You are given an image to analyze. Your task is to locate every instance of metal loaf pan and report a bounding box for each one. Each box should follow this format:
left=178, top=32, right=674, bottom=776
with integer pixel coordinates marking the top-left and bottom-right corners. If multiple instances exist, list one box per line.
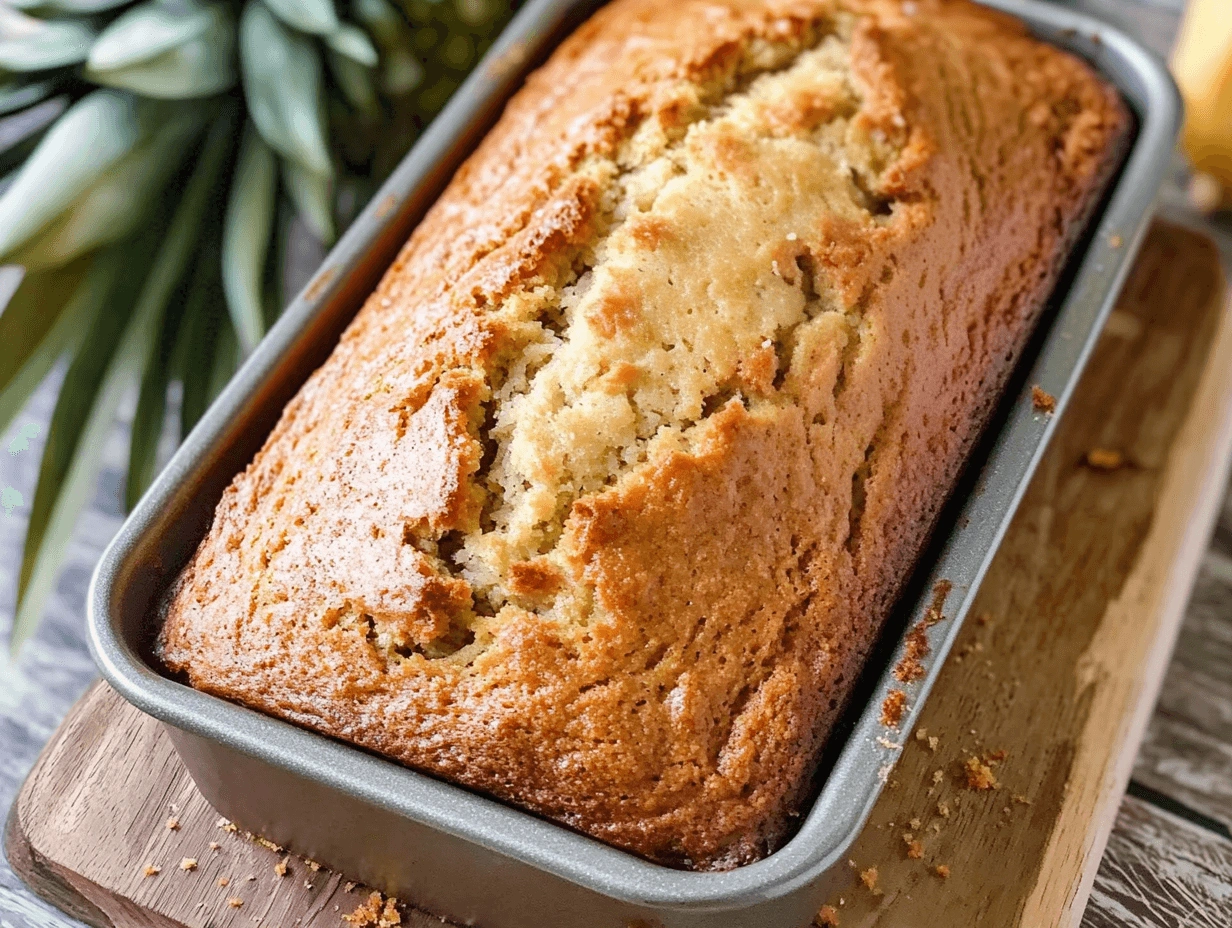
left=88, top=1, right=1181, bottom=925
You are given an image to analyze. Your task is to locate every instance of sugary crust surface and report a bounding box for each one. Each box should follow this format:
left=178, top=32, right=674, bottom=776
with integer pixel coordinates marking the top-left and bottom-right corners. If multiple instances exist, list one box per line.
left=159, top=0, right=1127, bottom=869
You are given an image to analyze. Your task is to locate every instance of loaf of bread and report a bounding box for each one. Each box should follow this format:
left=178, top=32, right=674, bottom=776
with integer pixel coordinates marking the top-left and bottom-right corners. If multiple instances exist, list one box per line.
left=159, top=0, right=1127, bottom=870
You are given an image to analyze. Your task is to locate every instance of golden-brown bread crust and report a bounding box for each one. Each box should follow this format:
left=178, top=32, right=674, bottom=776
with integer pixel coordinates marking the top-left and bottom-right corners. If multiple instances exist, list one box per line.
left=159, top=0, right=1128, bottom=869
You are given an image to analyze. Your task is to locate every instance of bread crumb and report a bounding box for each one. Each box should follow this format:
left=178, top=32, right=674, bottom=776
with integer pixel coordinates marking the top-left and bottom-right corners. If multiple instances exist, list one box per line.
left=881, top=690, right=907, bottom=728
left=915, top=727, right=928, bottom=742
left=179, top=858, right=197, bottom=872
left=818, top=904, right=840, bottom=926
left=928, top=735, right=939, bottom=751
left=256, top=836, right=283, bottom=853
left=909, top=817, right=921, bottom=830
left=934, top=864, right=951, bottom=879
left=142, top=864, right=161, bottom=878
left=976, top=612, right=991, bottom=626
left=1109, top=234, right=1123, bottom=248
left=932, top=769, right=944, bottom=785
left=1014, top=794, right=1032, bottom=805
left=1032, top=385, right=1056, bottom=414
left=859, top=867, right=879, bottom=892
left=218, top=877, right=230, bottom=887
left=307, top=859, right=322, bottom=872
left=166, top=817, right=180, bottom=831
left=985, top=749, right=1007, bottom=764
left=903, top=834, right=923, bottom=859
left=1084, top=448, right=1124, bottom=471
left=345, top=881, right=357, bottom=892
left=275, top=858, right=289, bottom=877
left=217, top=817, right=238, bottom=834
left=344, top=892, right=402, bottom=928
left=228, top=898, right=244, bottom=909
left=305, top=882, right=314, bottom=890
left=209, top=842, right=221, bottom=851
left=963, top=756, right=999, bottom=790
left=938, top=801, right=951, bottom=817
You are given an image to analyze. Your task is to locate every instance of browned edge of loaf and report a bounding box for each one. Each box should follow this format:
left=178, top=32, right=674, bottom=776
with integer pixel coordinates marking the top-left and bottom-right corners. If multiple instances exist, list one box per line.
left=158, top=0, right=1129, bottom=870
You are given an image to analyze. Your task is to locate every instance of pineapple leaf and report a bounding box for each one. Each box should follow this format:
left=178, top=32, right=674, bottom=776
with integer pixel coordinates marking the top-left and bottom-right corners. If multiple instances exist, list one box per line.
left=0, top=78, right=60, bottom=117
left=260, top=0, right=339, bottom=37
left=125, top=107, right=235, bottom=509
left=3, top=96, right=207, bottom=270
left=0, top=116, right=50, bottom=179
left=10, top=247, right=133, bottom=654
left=240, top=0, right=331, bottom=174
left=222, top=120, right=276, bottom=355
left=0, top=91, right=189, bottom=263
left=326, top=47, right=379, bottom=115
left=0, top=256, right=93, bottom=439
left=174, top=239, right=226, bottom=439
left=326, top=23, right=377, bottom=67
left=87, top=0, right=238, bottom=99
left=205, top=311, right=239, bottom=403
left=25, top=0, right=139, bottom=13
left=280, top=156, right=334, bottom=243
left=0, top=7, right=97, bottom=73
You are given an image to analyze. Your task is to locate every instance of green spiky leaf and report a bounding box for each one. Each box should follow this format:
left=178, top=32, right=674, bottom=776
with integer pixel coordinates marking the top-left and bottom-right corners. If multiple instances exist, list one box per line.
left=10, top=248, right=132, bottom=653
left=0, top=6, right=96, bottom=73
left=240, top=0, right=331, bottom=174
left=261, top=0, right=338, bottom=36
left=87, top=0, right=238, bottom=99
left=125, top=108, right=235, bottom=509
left=281, top=157, right=334, bottom=243
left=222, top=120, right=276, bottom=355
left=0, top=257, right=93, bottom=439
left=327, top=23, right=378, bottom=66
left=0, top=90, right=203, bottom=266
left=326, top=48, right=379, bottom=115
left=0, top=79, right=60, bottom=117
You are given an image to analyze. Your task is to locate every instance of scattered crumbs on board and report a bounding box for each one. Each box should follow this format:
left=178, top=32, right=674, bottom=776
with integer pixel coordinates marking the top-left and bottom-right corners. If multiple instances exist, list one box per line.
left=962, top=755, right=999, bottom=790
left=228, top=898, right=244, bottom=909
left=859, top=867, right=879, bottom=893
left=818, top=905, right=840, bottom=926
left=902, top=834, right=923, bottom=859
left=179, top=858, right=197, bottom=872
left=276, top=858, right=289, bottom=877
left=166, top=817, right=180, bottom=831
left=1084, top=448, right=1125, bottom=471
left=344, top=892, right=402, bottom=928
left=934, top=864, right=951, bottom=879
left=142, top=864, right=160, bottom=878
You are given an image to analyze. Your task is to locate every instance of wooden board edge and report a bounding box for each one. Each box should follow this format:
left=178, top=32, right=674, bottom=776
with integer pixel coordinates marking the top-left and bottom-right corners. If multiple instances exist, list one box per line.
left=1026, top=281, right=1232, bottom=926
left=5, top=759, right=114, bottom=928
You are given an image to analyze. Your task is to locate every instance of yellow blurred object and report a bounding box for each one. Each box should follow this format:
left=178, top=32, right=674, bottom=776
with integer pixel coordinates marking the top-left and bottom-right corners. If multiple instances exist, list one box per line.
left=1171, top=0, right=1232, bottom=212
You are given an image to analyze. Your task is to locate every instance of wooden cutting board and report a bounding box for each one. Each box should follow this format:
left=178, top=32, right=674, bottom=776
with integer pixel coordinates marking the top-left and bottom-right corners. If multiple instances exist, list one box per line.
left=6, top=219, right=1232, bottom=928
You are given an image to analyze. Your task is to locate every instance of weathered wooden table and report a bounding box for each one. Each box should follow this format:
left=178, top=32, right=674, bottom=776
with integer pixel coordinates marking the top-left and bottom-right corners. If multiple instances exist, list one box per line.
left=1, top=2, right=1230, bottom=927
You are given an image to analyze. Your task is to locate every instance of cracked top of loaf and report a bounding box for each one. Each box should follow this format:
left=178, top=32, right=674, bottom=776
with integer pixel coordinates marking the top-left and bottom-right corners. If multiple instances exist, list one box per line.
left=159, top=0, right=1128, bottom=870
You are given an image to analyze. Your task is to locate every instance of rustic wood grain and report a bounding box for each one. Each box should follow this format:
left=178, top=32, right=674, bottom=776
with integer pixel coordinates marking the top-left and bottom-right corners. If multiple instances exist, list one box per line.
left=6, top=684, right=447, bottom=928
left=4, top=220, right=1232, bottom=928
left=816, top=221, right=1232, bottom=927
left=1082, top=795, right=1232, bottom=928
left=1132, top=532, right=1232, bottom=834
